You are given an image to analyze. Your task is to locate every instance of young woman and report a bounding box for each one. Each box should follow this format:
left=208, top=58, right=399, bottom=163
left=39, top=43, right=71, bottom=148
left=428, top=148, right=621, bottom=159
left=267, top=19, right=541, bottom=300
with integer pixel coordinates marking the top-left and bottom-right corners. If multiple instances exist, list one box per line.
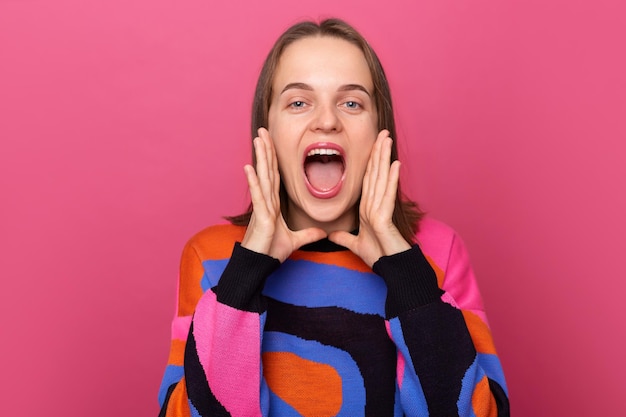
left=158, top=18, right=509, bottom=417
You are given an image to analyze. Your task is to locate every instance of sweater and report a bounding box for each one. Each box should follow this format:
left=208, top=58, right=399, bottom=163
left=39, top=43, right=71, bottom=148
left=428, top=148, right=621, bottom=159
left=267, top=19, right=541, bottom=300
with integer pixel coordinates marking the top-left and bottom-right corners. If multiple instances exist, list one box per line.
left=157, top=218, right=509, bottom=416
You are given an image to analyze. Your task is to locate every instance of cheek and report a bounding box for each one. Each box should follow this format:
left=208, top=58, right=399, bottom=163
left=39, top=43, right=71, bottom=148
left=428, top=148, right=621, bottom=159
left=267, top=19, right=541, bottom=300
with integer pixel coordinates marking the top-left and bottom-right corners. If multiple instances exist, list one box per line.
left=269, top=129, right=300, bottom=171
left=356, top=154, right=371, bottom=176
left=357, top=139, right=376, bottom=166
left=267, top=107, right=280, bottom=137
left=274, top=147, right=300, bottom=181
left=348, top=150, right=371, bottom=186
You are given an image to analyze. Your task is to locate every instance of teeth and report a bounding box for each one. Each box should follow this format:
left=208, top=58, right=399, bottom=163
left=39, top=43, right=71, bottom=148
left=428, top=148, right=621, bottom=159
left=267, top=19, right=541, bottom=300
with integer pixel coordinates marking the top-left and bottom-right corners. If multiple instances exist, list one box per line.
left=307, top=148, right=340, bottom=157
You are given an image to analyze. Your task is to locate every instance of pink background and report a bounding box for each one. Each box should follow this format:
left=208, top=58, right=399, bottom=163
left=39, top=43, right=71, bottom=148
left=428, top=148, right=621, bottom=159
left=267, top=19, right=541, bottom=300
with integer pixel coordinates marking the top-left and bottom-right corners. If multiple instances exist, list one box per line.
left=1, top=0, right=625, bottom=415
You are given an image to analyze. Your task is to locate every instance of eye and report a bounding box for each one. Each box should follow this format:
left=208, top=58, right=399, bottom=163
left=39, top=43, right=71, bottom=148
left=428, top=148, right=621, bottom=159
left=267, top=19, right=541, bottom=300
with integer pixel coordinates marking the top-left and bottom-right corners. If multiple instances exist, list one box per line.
left=289, top=100, right=307, bottom=109
left=343, top=101, right=361, bottom=110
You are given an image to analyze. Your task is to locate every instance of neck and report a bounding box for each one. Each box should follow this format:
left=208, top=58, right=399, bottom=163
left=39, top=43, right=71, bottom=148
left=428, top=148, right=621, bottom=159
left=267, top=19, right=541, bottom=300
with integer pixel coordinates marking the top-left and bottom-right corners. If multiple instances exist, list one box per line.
left=285, top=204, right=357, bottom=236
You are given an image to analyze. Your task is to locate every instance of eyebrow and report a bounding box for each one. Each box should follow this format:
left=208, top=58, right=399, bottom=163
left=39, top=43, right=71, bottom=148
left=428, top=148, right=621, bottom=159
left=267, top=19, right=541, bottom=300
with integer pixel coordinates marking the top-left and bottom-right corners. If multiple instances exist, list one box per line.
left=281, top=82, right=372, bottom=97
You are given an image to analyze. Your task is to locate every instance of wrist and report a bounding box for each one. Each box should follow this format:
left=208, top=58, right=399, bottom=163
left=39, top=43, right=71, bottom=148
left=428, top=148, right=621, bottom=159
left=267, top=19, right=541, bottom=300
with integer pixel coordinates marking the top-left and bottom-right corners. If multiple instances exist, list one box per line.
left=379, top=228, right=411, bottom=257
left=216, top=242, right=280, bottom=312
left=241, top=228, right=273, bottom=257
left=373, top=245, right=442, bottom=318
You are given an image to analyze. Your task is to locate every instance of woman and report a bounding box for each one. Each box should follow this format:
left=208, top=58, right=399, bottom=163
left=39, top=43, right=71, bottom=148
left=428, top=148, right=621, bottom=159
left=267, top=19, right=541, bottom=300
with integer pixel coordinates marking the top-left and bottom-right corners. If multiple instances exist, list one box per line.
left=158, top=18, right=509, bottom=416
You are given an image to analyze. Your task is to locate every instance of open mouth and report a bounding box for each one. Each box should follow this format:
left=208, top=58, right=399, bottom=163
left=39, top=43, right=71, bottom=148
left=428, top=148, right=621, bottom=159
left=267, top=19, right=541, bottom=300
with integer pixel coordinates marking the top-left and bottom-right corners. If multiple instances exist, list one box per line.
left=303, top=143, right=345, bottom=199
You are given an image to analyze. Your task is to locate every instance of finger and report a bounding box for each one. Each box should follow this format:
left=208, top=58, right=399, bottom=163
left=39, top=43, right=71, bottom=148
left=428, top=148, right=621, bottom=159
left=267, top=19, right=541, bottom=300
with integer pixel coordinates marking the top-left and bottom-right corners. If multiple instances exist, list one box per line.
left=259, top=128, right=280, bottom=205
left=253, top=136, right=275, bottom=207
left=372, top=136, right=393, bottom=208
left=382, top=160, right=401, bottom=214
left=362, top=133, right=383, bottom=213
left=368, top=133, right=384, bottom=189
left=361, top=159, right=371, bottom=213
left=328, top=230, right=358, bottom=252
left=292, top=227, right=328, bottom=250
left=244, top=164, right=269, bottom=217
left=241, top=186, right=275, bottom=255
left=257, top=128, right=273, bottom=182
left=363, top=131, right=389, bottom=214
left=267, top=132, right=281, bottom=204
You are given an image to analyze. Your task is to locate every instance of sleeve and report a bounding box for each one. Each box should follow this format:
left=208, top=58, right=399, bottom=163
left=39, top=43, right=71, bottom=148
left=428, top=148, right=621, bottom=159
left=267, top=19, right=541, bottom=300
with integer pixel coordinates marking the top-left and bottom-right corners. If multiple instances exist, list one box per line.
left=373, top=238, right=510, bottom=417
left=158, top=241, right=280, bottom=417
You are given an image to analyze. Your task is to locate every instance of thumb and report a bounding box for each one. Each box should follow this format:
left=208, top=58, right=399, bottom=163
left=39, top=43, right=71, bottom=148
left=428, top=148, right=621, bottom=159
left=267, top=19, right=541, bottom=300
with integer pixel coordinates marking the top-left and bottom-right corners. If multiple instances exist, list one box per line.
left=328, top=230, right=357, bottom=252
left=292, top=227, right=327, bottom=249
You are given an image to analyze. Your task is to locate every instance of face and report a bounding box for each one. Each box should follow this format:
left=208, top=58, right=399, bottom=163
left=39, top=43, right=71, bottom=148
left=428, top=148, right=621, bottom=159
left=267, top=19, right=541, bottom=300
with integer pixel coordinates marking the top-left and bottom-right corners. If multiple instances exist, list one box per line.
left=268, top=35, right=378, bottom=233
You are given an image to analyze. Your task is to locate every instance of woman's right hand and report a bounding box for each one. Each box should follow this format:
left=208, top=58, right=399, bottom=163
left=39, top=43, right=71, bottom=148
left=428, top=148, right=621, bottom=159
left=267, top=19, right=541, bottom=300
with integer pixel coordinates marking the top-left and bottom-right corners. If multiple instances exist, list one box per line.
left=241, top=128, right=326, bottom=263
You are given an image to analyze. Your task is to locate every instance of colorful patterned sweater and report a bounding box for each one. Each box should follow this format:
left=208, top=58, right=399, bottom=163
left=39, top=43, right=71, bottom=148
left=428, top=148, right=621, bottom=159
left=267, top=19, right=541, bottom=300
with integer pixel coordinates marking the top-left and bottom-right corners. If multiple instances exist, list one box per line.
left=158, top=218, right=509, bottom=416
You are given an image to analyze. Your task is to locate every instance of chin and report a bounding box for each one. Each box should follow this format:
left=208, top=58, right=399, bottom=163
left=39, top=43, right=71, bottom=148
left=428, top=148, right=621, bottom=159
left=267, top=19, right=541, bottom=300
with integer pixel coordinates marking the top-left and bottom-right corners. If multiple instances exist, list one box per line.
left=301, top=198, right=356, bottom=229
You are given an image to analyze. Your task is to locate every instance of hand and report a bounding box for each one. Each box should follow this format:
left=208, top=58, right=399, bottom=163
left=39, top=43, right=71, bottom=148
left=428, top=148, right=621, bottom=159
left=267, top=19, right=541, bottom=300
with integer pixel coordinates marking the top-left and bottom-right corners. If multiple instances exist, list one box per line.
left=329, top=130, right=411, bottom=267
left=241, top=128, right=327, bottom=262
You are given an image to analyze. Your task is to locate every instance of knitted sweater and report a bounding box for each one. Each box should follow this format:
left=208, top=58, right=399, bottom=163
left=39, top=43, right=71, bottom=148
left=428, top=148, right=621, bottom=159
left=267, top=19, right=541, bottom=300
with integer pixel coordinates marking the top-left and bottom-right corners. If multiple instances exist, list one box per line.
left=158, top=218, right=509, bottom=416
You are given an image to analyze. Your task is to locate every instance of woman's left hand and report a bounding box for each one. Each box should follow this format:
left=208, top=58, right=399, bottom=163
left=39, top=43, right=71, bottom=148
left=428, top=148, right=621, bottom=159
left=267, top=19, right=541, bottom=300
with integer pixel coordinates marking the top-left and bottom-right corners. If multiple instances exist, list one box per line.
left=329, top=130, right=411, bottom=267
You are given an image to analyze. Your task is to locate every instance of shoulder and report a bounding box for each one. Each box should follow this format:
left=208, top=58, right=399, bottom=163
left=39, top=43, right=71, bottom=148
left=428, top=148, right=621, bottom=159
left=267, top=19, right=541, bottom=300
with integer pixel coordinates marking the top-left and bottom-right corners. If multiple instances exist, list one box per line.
left=415, top=217, right=457, bottom=252
left=184, top=223, right=247, bottom=262
left=416, top=218, right=487, bottom=313
left=175, top=224, right=246, bottom=316
left=414, top=217, right=464, bottom=272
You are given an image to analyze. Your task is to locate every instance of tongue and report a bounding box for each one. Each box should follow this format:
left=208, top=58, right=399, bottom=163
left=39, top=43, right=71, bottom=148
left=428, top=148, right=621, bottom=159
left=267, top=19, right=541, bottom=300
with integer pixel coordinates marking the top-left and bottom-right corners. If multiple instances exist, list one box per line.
left=305, top=160, right=343, bottom=191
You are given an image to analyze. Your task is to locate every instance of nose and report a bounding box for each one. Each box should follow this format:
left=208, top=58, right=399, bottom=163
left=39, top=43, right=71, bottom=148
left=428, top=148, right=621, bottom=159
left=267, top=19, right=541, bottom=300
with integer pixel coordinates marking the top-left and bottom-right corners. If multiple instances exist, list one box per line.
left=311, top=102, right=342, bottom=133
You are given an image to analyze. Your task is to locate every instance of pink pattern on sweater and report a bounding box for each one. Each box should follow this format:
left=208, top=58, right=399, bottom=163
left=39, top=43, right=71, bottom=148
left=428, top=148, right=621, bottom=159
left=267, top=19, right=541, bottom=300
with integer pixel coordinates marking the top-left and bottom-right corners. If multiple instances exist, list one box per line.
left=417, top=218, right=489, bottom=325
left=193, top=290, right=263, bottom=417
left=171, top=316, right=192, bottom=341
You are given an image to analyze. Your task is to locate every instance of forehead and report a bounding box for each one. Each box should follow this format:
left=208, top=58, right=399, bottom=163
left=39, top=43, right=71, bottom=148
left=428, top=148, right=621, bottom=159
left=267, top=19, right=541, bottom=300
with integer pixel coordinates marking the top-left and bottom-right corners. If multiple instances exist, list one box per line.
left=273, top=36, right=373, bottom=90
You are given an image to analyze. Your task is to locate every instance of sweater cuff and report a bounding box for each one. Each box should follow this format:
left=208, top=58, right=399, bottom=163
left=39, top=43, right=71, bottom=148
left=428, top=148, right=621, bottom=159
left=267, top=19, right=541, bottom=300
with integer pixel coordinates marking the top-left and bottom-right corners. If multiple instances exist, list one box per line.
left=373, top=245, right=443, bottom=318
left=215, top=242, right=280, bottom=313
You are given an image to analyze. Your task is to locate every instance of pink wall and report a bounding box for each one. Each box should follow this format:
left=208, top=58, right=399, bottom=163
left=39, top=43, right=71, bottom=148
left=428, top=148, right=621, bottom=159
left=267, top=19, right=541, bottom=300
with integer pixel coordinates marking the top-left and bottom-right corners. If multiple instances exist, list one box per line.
left=1, top=0, right=624, bottom=415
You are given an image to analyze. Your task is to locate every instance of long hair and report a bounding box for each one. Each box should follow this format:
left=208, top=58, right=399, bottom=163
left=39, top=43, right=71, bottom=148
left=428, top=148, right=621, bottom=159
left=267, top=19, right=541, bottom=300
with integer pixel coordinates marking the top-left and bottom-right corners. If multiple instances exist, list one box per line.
left=227, top=18, right=423, bottom=242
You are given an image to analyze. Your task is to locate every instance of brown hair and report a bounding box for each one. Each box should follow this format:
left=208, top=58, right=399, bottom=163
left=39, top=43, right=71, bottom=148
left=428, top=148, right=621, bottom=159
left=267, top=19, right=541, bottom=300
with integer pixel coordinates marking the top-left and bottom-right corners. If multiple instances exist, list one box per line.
left=227, top=18, right=423, bottom=242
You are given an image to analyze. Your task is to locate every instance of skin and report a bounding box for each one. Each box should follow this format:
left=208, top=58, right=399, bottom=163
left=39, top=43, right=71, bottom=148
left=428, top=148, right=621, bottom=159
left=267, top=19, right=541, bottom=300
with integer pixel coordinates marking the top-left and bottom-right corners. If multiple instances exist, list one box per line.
left=241, top=36, right=410, bottom=267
